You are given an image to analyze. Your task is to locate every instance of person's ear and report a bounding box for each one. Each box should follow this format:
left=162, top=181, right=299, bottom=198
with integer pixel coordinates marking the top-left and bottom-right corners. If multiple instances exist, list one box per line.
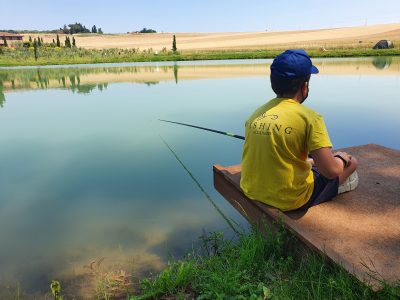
left=302, top=81, right=309, bottom=93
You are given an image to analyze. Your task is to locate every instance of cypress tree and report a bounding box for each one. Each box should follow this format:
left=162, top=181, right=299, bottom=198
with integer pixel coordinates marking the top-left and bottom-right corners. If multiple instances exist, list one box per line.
left=172, top=34, right=177, bottom=52
left=29, top=36, right=32, bottom=42
left=3, top=37, right=8, bottom=47
left=41, top=37, right=44, bottom=44
left=33, top=39, right=38, bottom=61
left=56, top=34, right=61, bottom=47
left=72, top=36, right=76, bottom=47
left=52, top=38, right=55, bottom=46
left=65, top=36, right=72, bottom=48
left=37, top=36, right=42, bottom=47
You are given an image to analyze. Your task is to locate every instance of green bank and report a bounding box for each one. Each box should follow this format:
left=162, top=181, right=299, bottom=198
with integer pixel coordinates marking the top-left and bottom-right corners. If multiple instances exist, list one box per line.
left=1, top=46, right=400, bottom=67
left=128, top=227, right=400, bottom=300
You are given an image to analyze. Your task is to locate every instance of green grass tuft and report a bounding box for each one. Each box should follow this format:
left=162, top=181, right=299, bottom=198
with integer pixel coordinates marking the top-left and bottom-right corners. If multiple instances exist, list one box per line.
left=130, top=225, right=400, bottom=300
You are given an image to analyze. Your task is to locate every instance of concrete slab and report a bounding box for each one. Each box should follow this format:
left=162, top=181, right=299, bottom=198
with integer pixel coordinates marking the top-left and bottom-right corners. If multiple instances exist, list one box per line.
left=213, top=144, right=400, bottom=289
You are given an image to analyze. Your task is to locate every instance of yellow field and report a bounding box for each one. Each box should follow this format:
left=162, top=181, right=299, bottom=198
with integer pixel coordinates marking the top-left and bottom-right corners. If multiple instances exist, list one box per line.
left=22, top=23, right=400, bottom=51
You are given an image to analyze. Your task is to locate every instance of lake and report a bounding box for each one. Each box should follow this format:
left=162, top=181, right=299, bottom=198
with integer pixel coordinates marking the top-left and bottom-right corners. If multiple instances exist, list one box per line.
left=0, top=57, right=399, bottom=298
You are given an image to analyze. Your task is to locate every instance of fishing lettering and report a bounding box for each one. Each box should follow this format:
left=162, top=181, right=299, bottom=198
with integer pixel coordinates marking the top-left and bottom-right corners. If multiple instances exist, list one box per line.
left=247, top=114, right=293, bottom=136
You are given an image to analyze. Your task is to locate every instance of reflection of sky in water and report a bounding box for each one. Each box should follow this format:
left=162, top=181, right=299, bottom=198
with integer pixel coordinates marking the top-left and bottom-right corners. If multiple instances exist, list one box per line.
left=0, top=59, right=399, bottom=296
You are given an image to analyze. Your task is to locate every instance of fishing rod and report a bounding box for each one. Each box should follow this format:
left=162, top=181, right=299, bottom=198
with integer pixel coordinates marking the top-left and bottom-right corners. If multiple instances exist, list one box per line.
left=160, top=119, right=314, bottom=158
left=159, top=119, right=245, bottom=140
left=159, top=135, right=240, bottom=234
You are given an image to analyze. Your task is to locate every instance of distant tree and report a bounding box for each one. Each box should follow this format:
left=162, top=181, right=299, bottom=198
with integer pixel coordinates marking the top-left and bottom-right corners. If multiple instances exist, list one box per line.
left=97, top=28, right=103, bottom=34
left=172, top=34, right=177, bottom=52
left=2, top=37, right=7, bottom=47
left=65, top=36, right=71, bottom=48
left=91, top=25, right=97, bottom=33
left=62, top=24, right=69, bottom=34
left=56, top=34, right=61, bottom=47
left=33, top=39, right=38, bottom=61
left=139, top=28, right=157, bottom=33
left=41, top=37, right=44, bottom=44
left=52, top=38, right=55, bottom=45
left=72, top=36, right=76, bottom=47
left=67, top=22, right=90, bottom=34
left=37, top=36, right=42, bottom=46
left=29, top=36, right=32, bottom=42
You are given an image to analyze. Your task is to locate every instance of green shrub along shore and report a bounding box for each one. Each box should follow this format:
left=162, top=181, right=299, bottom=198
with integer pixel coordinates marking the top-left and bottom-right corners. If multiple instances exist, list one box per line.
left=128, top=226, right=399, bottom=300
left=0, top=45, right=400, bottom=67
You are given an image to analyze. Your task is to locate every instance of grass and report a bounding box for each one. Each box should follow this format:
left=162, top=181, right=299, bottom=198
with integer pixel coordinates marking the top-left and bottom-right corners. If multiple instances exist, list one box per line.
left=129, top=224, right=400, bottom=300
left=0, top=43, right=400, bottom=67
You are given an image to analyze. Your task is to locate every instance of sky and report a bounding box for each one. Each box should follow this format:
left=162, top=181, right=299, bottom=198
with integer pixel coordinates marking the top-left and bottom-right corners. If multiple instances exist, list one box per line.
left=1, top=0, right=400, bottom=33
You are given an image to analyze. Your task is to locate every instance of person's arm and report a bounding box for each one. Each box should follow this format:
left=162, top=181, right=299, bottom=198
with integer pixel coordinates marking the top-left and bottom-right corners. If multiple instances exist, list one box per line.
left=310, top=148, right=351, bottom=179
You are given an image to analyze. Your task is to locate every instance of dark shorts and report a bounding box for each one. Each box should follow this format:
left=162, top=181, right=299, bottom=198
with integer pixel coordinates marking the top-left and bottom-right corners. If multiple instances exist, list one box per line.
left=298, top=166, right=339, bottom=210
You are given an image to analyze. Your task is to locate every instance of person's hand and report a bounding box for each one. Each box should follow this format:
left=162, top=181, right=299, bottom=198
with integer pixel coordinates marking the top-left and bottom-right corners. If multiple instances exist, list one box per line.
left=333, top=151, right=352, bottom=167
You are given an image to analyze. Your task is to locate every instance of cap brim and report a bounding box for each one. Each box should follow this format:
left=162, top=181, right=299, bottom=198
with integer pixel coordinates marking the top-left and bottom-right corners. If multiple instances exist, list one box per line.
left=311, top=65, right=319, bottom=74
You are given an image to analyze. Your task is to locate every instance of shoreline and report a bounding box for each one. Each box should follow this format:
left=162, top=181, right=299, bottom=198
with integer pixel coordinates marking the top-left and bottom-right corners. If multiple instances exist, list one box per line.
left=1, top=48, right=400, bottom=67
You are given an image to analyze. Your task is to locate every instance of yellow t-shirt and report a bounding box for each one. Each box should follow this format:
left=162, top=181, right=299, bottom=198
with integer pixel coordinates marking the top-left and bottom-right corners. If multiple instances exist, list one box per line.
left=240, top=97, right=332, bottom=211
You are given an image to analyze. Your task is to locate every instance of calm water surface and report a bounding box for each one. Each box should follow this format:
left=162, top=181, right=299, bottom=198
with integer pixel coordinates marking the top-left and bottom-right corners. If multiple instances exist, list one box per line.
left=0, top=57, right=399, bottom=297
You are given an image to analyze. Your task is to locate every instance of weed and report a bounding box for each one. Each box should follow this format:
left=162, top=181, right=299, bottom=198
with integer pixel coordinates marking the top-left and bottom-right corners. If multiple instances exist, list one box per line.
left=50, top=280, right=62, bottom=300
left=84, top=257, right=135, bottom=299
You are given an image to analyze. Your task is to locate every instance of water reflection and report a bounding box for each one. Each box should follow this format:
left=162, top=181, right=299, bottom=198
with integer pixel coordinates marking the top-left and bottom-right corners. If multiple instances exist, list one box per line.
left=372, top=56, right=392, bottom=69
left=1, top=56, right=399, bottom=103
left=0, top=58, right=399, bottom=298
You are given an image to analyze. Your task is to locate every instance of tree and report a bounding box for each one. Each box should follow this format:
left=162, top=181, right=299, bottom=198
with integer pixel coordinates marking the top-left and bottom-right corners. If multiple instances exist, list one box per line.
left=98, top=28, right=103, bottom=34
left=91, top=25, right=97, bottom=33
left=65, top=36, right=71, bottom=48
left=62, top=24, right=69, bottom=34
left=33, top=39, right=38, bottom=61
left=37, top=36, right=42, bottom=46
left=72, top=36, right=76, bottom=47
left=2, top=37, right=7, bottom=47
left=172, top=35, right=177, bottom=52
left=139, top=28, right=157, bottom=33
left=52, top=38, right=55, bottom=45
left=29, top=36, right=32, bottom=42
left=56, top=34, right=61, bottom=47
left=41, top=37, right=44, bottom=44
left=68, top=23, right=90, bottom=34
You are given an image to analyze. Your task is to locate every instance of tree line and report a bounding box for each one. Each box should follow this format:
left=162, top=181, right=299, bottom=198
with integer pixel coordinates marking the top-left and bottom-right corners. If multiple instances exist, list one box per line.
left=25, top=35, right=76, bottom=48
left=0, top=23, right=103, bottom=35
left=61, top=23, right=103, bottom=34
left=22, top=35, right=77, bottom=60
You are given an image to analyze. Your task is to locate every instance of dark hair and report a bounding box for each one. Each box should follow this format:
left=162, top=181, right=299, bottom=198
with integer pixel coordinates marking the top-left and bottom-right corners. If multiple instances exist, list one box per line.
left=270, top=75, right=310, bottom=96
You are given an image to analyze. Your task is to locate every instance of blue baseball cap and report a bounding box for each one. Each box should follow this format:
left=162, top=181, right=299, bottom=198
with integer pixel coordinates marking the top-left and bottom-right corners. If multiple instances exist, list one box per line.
left=270, top=49, right=319, bottom=78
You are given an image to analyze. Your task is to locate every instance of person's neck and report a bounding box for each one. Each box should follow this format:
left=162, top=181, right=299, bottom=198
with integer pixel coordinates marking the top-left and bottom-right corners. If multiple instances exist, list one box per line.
left=277, top=92, right=302, bottom=103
